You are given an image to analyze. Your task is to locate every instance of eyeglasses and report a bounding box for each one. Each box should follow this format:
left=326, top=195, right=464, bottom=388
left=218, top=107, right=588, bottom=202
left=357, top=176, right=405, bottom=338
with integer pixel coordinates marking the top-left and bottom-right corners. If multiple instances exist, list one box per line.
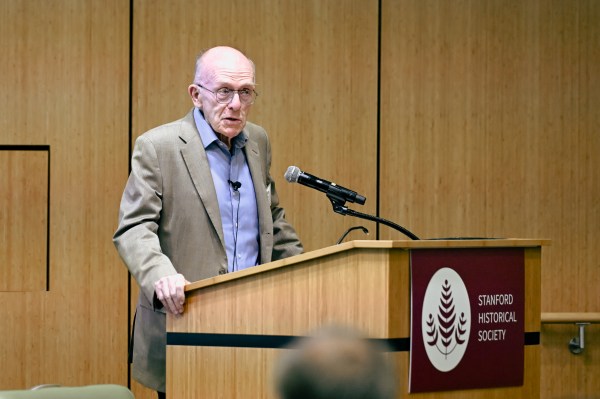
left=196, top=84, right=258, bottom=105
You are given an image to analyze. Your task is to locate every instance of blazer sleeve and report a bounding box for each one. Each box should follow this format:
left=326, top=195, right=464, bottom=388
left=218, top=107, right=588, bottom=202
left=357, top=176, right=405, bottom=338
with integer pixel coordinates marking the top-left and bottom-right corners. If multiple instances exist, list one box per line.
left=113, top=135, right=178, bottom=306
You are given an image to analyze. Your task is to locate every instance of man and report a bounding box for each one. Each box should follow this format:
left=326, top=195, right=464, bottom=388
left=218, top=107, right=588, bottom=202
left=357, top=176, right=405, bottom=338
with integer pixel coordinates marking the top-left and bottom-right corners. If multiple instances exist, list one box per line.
left=275, top=325, right=398, bottom=399
left=113, top=46, right=303, bottom=397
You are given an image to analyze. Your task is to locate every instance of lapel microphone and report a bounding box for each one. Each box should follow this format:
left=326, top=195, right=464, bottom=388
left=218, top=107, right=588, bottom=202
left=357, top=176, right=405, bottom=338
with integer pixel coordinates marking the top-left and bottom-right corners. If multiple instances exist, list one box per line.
left=228, top=180, right=242, bottom=191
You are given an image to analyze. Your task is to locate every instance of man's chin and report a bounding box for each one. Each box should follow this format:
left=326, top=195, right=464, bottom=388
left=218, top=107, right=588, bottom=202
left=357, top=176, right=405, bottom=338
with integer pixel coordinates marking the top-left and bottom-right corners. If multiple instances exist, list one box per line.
left=220, top=123, right=245, bottom=137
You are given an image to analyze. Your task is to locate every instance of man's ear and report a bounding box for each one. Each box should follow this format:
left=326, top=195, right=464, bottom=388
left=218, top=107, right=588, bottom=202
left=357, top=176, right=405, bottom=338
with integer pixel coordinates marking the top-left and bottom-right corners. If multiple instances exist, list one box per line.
left=188, top=84, right=202, bottom=108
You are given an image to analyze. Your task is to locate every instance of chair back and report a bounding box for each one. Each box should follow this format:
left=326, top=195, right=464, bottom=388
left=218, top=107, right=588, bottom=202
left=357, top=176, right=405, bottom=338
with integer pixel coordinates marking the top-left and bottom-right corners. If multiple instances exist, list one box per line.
left=0, top=384, right=134, bottom=399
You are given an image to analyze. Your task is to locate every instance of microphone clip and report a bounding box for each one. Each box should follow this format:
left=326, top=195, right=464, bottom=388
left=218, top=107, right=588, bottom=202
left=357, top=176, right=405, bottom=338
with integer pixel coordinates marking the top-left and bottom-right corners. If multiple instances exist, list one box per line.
left=228, top=180, right=242, bottom=191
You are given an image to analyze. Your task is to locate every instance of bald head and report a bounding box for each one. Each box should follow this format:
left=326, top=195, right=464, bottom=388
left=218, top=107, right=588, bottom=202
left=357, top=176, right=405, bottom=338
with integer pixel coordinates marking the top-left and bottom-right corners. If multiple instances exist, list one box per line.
left=193, top=46, right=255, bottom=86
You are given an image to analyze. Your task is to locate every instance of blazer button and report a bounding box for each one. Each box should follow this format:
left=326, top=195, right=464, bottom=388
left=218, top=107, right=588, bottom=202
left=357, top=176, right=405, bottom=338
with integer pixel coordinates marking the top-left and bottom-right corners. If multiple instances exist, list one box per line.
left=218, top=269, right=227, bottom=275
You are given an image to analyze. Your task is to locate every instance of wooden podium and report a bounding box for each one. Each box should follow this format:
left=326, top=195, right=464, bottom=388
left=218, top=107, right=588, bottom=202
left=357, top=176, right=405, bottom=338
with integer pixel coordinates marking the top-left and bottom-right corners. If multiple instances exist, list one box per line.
left=166, top=239, right=545, bottom=398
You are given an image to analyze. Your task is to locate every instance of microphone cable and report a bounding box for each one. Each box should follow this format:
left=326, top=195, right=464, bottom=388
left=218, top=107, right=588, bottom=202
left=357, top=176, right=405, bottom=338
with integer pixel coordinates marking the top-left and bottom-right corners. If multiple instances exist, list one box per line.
left=228, top=180, right=242, bottom=271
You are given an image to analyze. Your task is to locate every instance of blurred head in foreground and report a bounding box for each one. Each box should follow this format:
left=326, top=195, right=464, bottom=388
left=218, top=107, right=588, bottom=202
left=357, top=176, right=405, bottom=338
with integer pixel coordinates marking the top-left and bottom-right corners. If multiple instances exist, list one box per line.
left=274, top=325, right=397, bottom=399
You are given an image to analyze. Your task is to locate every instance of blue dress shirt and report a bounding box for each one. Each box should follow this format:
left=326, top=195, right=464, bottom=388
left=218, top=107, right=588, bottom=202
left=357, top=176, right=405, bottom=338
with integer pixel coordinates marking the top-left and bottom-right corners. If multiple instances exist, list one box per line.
left=193, top=108, right=259, bottom=272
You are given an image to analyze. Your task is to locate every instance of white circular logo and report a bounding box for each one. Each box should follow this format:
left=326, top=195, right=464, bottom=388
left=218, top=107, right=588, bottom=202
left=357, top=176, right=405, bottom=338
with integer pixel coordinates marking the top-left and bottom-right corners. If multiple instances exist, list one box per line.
left=421, top=267, right=471, bottom=372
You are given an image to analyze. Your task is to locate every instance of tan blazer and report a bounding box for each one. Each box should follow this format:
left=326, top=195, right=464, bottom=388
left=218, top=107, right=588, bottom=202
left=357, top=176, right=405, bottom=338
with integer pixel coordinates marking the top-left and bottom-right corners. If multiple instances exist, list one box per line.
left=113, top=109, right=303, bottom=392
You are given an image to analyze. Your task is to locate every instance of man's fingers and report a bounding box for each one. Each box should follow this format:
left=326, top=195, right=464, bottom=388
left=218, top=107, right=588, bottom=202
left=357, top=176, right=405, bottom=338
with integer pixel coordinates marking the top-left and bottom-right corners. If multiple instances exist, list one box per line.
left=155, top=274, right=187, bottom=315
left=160, top=289, right=183, bottom=315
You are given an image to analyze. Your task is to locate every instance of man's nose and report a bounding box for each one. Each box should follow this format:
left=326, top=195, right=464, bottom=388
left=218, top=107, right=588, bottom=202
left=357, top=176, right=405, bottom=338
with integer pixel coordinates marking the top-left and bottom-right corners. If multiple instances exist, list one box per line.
left=227, top=92, right=242, bottom=109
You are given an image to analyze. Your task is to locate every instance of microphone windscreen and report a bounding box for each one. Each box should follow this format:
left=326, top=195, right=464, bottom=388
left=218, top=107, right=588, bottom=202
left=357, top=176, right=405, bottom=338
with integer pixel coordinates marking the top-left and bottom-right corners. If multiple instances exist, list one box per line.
left=284, top=166, right=301, bottom=183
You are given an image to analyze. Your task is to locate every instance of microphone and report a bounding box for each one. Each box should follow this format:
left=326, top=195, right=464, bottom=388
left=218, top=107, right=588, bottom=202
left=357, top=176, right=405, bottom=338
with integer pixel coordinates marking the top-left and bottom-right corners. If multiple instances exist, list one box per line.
left=284, top=166, right=366, bottom=205
left=228, top=180, right=242, bottom=191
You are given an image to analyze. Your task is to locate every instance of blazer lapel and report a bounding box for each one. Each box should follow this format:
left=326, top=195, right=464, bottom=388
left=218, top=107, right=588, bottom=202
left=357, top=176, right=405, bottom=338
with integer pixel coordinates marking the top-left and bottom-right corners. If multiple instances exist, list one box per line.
left=178, top=111, right=225, bottom=248
left=244, top=138, right=273, bottom=264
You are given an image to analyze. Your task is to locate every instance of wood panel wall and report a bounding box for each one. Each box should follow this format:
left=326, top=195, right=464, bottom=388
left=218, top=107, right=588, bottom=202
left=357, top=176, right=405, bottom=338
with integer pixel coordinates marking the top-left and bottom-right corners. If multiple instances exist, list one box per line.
left=0, top=149, right=48, bottom=292
left=380, top=1, right=599, bottom=398
left=0, top=0, right=129, bottom=390
left=0, top=0, right=597, bottom=398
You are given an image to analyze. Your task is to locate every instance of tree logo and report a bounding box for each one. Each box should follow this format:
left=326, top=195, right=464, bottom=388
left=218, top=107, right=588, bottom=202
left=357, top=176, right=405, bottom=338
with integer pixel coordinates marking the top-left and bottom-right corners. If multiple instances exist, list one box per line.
left=421, top=267, right=471, bottom=372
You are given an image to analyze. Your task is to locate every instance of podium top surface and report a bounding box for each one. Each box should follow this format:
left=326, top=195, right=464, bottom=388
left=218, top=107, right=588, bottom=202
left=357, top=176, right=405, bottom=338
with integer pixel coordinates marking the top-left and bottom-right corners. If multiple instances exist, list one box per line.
left=185, top=239, right=549, bottom=292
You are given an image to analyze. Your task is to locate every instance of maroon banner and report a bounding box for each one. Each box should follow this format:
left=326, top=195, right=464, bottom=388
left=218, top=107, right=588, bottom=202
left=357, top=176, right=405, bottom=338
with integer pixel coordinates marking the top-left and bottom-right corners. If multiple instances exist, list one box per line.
left=409, top=248, right=524, bottom=393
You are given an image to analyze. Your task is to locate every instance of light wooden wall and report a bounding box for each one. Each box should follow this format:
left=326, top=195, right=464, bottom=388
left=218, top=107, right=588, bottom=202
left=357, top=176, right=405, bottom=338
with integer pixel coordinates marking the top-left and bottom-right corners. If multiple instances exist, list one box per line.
left=0, top=149, right=48, bottom=292
left=0, top=0, right=129, bottom=390
left=380, top=1, right=599, bottom=398
left=381, top=0, right=599, bottom=309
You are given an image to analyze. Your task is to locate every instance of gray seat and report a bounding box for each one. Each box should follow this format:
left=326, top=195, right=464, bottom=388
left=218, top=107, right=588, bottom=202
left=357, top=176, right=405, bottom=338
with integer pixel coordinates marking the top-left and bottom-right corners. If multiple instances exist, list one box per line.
left=0, top=384, right=134, bottom=399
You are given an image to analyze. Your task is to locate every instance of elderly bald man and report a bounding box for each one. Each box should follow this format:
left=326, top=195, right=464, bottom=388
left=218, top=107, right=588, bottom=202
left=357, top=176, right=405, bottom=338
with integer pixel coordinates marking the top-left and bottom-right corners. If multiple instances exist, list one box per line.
left=114, top=46, right=303, bottom=398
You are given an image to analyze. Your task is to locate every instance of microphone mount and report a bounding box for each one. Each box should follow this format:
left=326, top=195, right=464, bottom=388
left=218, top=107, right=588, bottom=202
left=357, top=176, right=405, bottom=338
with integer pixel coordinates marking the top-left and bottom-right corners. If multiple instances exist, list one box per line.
left=326, top=194, right=420, bottom=240
left=336, top=225, right=369, bottom=245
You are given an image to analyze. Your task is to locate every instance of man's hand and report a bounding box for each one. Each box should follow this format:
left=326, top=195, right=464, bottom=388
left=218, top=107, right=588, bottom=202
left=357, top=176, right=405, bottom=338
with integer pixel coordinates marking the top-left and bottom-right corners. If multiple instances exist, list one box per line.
left=154, top=273, right=190, bottom=316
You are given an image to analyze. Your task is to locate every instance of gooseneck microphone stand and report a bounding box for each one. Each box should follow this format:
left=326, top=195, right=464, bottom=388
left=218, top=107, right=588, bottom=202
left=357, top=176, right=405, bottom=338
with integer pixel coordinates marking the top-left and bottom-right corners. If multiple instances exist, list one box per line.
left=327, top=194, right=420, bottom=240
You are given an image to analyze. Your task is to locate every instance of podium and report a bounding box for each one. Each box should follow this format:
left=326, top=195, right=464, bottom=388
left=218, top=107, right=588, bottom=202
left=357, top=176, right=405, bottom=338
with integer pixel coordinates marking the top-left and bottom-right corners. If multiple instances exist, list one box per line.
left=166, top=239, right=545, bottom=398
